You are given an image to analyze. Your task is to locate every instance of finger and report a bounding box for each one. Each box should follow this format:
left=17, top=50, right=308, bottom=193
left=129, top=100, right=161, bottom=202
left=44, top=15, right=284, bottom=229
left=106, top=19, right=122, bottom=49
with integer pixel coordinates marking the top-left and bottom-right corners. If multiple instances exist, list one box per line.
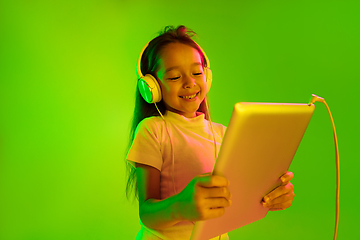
left=264, top=183, right=294, bottom=203
left=263, top=182, right=294, bottom=203
left=197, top=175, right=229, bottom=188
left=280, top=171, right=294, bottom=184
left=205, top=197, right=232, bottom=209
left=267, top=198, right=294, bottom=210
left=262, top=191, right=294, bottom=208
left=197, top=198, right=232, bottom=220
left=268, top=208, right=285, bottom=211
left=203, top=207, right=226, bottom=220
left=204, top=186, right=231, bottom=200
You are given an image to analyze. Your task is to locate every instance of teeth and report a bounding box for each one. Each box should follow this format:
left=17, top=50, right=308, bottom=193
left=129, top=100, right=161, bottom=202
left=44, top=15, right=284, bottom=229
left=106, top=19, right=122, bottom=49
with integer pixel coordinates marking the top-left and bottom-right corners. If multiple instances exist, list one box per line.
left=181, top=93, right=197, bottom=99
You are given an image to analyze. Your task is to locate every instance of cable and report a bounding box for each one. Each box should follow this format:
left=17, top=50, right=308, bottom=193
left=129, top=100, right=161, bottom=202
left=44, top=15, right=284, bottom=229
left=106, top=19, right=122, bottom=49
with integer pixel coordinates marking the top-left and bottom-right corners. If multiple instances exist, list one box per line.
left=205, top=97, right=218, bottom=159
left=309, top=94, right=340, bottom=240
left=205, top=97, right=221, bottom=240
left=154, top=103, right=177, bottom=194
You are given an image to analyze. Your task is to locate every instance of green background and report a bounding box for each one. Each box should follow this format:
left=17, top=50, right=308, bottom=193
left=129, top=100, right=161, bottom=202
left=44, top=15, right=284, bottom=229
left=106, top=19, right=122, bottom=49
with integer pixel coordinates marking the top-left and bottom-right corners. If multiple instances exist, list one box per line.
left=1, top=0, right=359, bottom=239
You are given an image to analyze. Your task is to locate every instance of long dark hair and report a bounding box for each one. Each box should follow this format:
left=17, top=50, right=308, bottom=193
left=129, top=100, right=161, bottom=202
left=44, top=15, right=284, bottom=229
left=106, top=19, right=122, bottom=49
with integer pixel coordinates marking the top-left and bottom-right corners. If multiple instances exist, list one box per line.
left=125, top=25, right=211, bottom=200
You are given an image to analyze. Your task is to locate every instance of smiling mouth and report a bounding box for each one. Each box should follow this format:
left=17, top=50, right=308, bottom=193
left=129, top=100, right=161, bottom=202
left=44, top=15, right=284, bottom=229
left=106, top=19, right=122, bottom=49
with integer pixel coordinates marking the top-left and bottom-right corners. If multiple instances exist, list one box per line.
left=179, top=92, right=199, bottom=99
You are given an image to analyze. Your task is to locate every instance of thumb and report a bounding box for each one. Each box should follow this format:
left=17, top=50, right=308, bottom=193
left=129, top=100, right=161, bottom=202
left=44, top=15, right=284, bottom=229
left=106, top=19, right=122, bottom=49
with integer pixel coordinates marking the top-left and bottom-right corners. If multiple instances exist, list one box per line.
left=196, top=174, right=229, bottom=188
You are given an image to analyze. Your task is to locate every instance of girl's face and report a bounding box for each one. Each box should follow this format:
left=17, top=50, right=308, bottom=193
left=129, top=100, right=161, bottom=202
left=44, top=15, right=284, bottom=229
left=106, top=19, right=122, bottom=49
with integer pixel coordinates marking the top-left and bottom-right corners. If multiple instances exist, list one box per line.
left=156, top=42, right=207, bottom=118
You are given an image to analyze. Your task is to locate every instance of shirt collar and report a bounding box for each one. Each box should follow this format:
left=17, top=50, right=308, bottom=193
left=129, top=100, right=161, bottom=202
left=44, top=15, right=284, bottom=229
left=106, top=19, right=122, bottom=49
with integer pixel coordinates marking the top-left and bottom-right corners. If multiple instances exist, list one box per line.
left=163, top=111, right=205, bottom=127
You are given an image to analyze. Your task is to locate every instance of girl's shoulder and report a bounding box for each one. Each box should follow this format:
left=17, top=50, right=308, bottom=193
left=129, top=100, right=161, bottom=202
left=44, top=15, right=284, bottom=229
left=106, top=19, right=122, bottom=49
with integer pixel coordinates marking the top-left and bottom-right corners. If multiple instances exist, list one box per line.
left=207, top=119, right=227, bottom=129
left=207, top=120, right=227, bottom=136
left=136, top=116, right=166, bottom=133
left=139, top=115, right=164, bottom=126
left=210, top=121, right=227, bottom=129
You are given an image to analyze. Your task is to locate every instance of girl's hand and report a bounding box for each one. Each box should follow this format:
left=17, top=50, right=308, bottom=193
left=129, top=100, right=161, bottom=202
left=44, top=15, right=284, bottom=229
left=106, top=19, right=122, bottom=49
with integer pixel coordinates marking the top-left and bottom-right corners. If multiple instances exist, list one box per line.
left=262, top=172, right=295, bottom=211
left=175, top=173, right=232, bottom=222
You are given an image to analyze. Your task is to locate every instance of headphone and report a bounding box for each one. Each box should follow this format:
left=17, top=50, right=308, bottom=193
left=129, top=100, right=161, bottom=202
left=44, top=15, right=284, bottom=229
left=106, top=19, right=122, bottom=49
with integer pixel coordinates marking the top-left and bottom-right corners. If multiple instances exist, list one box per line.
left=137, top=41, right=213, bottom=104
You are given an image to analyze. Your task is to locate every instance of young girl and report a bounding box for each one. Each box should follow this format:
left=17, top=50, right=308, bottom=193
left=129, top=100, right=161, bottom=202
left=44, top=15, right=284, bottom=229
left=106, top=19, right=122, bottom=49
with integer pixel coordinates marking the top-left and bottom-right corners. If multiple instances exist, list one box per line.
left=126, top=25, right=295, bottom=240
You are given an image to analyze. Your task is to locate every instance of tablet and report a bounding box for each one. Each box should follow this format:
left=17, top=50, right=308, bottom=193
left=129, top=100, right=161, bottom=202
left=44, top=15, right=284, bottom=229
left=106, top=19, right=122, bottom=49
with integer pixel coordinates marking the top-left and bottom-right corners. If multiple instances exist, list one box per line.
left=190, top=102, right=315, bottom=240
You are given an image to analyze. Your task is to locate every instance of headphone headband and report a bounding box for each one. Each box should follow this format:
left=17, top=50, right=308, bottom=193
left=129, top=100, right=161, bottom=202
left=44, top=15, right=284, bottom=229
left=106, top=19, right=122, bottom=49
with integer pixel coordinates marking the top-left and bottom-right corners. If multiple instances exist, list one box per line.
left=137, top=42, right=149, bottom=79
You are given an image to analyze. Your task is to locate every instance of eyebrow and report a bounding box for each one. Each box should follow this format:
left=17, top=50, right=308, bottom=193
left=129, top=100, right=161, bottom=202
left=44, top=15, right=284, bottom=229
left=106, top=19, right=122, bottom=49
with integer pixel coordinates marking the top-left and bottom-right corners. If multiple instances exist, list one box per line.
left=164, top=62, right=202, bottom=73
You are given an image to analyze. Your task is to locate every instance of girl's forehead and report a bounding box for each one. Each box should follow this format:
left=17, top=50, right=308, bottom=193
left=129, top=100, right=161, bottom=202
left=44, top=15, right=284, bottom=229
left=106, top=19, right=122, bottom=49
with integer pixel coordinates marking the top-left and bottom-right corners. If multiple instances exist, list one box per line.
left=159, top=42, right=203, bottom=68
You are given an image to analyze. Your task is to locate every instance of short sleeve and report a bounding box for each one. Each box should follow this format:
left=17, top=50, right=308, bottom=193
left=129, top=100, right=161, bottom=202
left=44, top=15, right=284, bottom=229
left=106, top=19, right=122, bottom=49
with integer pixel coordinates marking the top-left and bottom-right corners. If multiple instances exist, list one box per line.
left=126, top=118, right=164, bottom=171
left=211, top=121, right=227, bottom=141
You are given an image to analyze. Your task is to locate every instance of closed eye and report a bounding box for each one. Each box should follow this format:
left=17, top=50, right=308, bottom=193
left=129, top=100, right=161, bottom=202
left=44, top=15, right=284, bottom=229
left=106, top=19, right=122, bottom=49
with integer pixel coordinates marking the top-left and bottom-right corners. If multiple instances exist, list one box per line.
left=168, top=77, right=180, bottom=80
left=193, top=72, right=202, bottom=76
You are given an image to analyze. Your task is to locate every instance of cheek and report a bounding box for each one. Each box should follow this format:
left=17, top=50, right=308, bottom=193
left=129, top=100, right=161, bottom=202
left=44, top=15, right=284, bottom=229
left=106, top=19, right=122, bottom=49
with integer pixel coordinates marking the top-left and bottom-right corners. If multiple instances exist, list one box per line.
left=161, top=83, right=171, bottom=92
left=160, top=83, right=178, bottom=101
left=158, top=81, right=170, bottom=96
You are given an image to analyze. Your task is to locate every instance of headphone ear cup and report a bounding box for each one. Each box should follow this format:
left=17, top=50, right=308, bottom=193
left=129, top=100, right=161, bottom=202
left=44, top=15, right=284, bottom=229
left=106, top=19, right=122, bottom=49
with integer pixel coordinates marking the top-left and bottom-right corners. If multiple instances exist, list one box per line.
left=138, top=74, right=162, bottom=103
left=204, top=67, right=212, bottom=93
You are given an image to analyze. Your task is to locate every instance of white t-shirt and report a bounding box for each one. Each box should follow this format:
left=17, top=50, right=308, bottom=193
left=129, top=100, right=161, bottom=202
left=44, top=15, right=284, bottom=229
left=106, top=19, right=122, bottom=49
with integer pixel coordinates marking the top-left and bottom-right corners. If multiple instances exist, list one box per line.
left=127, top=111, right=228, bottom=240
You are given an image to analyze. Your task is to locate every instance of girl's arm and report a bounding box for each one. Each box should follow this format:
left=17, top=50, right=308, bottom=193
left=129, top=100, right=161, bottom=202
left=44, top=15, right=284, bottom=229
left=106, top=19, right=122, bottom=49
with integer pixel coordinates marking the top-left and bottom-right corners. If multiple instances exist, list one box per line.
left=136, top=163, right=232, bottom=230
left=136, top=163, right=182, bottom=229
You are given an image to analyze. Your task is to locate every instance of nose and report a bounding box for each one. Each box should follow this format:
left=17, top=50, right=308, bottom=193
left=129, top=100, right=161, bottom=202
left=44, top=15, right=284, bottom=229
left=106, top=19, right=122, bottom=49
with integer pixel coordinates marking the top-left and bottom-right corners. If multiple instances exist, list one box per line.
left=183, top=75, right=196, bottom=89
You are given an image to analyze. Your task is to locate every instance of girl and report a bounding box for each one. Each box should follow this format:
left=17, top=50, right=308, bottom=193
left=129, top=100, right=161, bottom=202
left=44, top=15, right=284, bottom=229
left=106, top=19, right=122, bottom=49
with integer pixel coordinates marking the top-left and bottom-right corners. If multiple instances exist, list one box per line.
left=126, top=25, right=295, bottom=240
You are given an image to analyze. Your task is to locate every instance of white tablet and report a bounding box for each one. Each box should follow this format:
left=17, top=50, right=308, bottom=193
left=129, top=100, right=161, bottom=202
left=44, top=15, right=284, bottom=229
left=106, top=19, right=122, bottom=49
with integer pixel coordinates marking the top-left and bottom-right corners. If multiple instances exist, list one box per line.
left=191, top=102, right=315, bottom=240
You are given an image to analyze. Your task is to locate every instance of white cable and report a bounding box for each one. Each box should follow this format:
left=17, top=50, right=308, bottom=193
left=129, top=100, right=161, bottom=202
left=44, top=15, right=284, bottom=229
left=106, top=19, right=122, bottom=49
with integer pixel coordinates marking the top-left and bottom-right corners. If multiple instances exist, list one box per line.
left=206, top=98, right=218, bottom=159
left=154, top=103, right=177, bottom=194
left=309, top=94, right=340, bottom=240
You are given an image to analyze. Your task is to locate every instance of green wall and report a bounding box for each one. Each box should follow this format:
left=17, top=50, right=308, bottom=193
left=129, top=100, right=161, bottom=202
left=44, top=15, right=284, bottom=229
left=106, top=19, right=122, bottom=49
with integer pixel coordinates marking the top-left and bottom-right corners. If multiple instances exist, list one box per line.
left=1, top=0, right=359, bottom=239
